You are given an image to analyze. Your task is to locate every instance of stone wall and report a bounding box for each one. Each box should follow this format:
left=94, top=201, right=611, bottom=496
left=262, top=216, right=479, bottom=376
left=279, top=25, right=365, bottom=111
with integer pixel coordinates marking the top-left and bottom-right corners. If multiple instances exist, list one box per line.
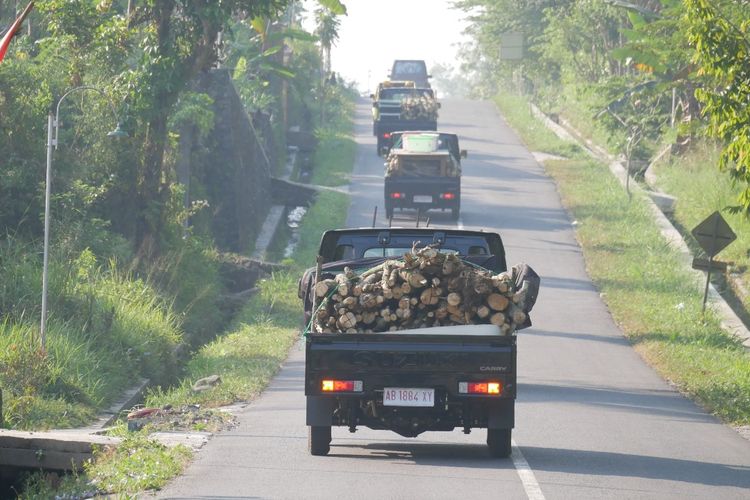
left=182, top=69, right=275, bottom=253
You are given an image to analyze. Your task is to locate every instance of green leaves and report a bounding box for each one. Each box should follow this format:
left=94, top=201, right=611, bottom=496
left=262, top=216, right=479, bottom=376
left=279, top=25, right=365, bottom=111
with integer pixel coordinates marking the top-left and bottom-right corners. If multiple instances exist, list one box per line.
left=317, top=0, right=347, bottom=16
left=686, top=0, right=750, bottom=216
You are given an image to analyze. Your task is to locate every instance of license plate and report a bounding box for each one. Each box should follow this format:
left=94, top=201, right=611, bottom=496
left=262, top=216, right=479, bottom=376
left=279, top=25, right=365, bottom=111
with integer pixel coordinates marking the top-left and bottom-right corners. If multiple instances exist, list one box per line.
left=413, top=195, right=433, bottom=203
left=383, top=387, right=435, bottom=407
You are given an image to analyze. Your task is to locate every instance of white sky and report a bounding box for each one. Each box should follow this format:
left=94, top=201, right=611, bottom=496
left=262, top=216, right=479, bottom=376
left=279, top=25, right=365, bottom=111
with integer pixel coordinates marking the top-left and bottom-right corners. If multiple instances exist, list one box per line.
left=303, top=0, right=469, bottom=92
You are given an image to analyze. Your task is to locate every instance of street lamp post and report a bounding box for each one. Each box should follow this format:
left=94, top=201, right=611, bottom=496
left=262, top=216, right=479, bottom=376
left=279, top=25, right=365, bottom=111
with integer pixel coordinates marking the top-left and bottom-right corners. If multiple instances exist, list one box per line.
left=40, top=86, right=128, bottom=350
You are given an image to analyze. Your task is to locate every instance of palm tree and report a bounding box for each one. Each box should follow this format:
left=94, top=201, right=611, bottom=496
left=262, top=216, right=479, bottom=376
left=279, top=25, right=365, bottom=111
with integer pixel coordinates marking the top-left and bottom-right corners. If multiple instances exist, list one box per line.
left=314, top=7, right=340, bottom=75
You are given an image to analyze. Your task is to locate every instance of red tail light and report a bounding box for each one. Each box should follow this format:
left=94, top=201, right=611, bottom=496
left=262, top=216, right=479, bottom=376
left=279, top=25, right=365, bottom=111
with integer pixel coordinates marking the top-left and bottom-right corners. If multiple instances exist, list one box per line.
left=390, top=192, right=405, bottom=199
left=459, top=381, right=502, bottom=395
left=440, top=193, right=456, bottom=200
left=322, top=379, right=363, bottom=392
left=382, top=132, right=392, bottom=139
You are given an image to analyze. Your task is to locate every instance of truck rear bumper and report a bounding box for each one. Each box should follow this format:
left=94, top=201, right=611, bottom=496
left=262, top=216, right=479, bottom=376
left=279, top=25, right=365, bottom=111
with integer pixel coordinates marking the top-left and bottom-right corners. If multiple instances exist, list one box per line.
left=306, top=395, right=514, bottom=435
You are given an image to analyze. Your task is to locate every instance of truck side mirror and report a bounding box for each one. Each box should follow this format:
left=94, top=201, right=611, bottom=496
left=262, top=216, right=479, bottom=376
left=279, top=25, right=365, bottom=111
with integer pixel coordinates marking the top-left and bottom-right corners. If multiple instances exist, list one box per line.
left=460, top=150, right=468, bottom=159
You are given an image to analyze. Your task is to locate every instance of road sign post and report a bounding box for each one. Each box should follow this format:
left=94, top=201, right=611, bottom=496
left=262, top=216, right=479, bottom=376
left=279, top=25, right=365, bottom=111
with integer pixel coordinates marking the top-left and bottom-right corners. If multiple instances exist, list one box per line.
left=690, top=211, right=736, bottom=313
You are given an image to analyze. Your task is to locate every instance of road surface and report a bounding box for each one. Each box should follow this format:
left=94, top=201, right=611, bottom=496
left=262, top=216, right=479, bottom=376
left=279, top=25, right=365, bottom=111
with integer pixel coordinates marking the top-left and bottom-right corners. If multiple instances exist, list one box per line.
left=157, top=98, right=750, bottom=499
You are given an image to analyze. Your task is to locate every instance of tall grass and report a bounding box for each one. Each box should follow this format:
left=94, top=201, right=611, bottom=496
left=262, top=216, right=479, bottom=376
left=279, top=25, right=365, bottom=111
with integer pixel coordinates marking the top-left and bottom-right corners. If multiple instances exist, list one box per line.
left=0, top=241, right=182, bottom=429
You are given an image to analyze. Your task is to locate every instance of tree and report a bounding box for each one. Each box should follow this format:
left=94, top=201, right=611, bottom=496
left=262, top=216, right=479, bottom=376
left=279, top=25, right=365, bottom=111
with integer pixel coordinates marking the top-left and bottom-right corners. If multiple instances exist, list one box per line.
left=685, top=0, right=750, bottom=215
left=116, top=1, right=290, bottom=255
left=314, top=5, right=342, bottom=74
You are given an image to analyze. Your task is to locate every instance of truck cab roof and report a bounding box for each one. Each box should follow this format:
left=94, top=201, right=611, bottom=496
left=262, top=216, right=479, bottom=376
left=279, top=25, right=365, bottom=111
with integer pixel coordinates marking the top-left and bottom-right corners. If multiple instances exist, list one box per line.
left=390, top=131, right=461, bottom=159
left=318, top=228, right=505, bottom=267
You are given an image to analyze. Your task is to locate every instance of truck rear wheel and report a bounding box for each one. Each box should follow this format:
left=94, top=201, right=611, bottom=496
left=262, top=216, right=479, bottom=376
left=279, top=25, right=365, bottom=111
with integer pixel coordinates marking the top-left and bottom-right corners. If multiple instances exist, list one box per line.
left=308, top=425, right=331, bottom=456
left=385, top=203, right=394, bottom=219
left=487, top=428, right=511, bottom=458
left=451, top=206, right=460, bottom=221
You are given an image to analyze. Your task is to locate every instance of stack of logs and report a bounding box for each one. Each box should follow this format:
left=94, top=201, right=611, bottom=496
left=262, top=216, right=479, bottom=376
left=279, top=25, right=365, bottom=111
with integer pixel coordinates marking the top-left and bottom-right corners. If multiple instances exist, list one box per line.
left=312, top=245, right=529, bottom=335
left=400, top=96, right=439, bottom=121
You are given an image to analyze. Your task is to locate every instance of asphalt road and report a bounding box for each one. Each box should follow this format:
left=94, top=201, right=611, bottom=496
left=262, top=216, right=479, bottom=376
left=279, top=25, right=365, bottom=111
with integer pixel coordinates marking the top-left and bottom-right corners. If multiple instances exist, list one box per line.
left=157, top=98, right=750, bottom=499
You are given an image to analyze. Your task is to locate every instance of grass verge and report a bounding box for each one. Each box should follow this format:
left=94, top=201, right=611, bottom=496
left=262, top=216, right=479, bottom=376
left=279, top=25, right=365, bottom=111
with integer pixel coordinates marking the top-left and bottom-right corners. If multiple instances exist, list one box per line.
left=20, top=92, right=358, bottom=499
left=653, top=141, right=750, bottom=312
left=495, top=92, right=750, bottom=426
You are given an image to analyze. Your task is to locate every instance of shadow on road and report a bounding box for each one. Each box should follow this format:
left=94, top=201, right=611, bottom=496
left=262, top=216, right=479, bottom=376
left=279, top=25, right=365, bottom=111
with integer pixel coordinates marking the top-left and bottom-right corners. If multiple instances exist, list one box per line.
left=330, top=440, right=515, bottom=469
left=522, top=328, right=632, bottom=347
left=518, top=382, right=716, bottom=423
left=522, top=445, right=750, bottom=489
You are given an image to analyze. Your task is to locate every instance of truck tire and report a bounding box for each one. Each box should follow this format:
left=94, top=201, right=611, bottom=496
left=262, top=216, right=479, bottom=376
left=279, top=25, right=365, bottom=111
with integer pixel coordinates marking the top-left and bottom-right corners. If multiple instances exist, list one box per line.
left=385, top=203, right=394, bottom=219
left=487, top=428, right=511, bottom=458
left=308, top=425, right=331, bottom=456
left=376, top=137, right=383, bottom=156
left=451, top=206, right=460, bottom=221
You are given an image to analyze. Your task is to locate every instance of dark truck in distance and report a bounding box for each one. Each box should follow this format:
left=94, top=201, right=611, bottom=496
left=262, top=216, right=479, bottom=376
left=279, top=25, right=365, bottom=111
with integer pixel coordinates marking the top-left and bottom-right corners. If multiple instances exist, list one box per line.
left=384, top=132, right=466, bottom=220
left=371, top=86, right=438, bottom=155
left=389, top=59, right=431, bottom=88
left=299, top=229, right=535, bottom=458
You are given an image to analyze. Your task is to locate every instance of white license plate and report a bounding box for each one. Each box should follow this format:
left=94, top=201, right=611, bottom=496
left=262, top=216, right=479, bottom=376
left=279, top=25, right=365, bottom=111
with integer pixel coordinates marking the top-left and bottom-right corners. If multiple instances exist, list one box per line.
left=383, top=387, right=435, bottom=407
left=413, top=195, right=433, bottom=203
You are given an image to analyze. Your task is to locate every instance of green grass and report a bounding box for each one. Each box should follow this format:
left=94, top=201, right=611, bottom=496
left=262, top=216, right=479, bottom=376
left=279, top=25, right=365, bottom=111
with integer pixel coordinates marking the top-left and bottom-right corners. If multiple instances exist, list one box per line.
left=495, top=92, right=750, bottom=426
left=654, top=141, right=750, bottom=311
left=144, top=271, right=302, bottom=409
left=0, top=244, right=182, bottom=430
left=310, top=128, right=357, bottom=187
left=494, top=93, right=585, bottom=160
left=18, top=434, right=192, bottom=499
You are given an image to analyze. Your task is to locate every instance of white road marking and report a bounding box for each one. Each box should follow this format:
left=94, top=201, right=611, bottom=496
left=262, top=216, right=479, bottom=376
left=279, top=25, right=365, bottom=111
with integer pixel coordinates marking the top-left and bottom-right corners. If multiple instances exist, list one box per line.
left=511, top=438, right=546, bottom=500
left=457, top=216, right=464, bottom=229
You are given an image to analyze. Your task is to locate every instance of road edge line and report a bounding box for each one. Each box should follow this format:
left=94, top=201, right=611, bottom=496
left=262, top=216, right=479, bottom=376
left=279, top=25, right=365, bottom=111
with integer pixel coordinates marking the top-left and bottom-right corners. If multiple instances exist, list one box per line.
left=511, top=438, right=545, bottom=500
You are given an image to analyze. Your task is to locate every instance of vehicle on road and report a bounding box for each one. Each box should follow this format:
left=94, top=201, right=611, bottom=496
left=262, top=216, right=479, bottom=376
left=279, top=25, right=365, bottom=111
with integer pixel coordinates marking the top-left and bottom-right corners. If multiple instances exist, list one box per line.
left=299, top=228, right=539, bottom=458
left=384, top=132, right=466, bottom=220
left=389, top=59, right=431, bottom=88
left=372, top=86, right=438, bottom=155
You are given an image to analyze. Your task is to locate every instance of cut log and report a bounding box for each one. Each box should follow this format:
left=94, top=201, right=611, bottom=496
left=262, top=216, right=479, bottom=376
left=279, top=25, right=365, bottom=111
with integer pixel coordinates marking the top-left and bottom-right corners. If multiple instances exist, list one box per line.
left=315, top=279, right=335, bottom=298
left=487, top=293, right=509, bottom=311
left=447, top=292, right=461, bottom=307
left=420, top=287, right=441, bottom=306
left=476, top=305, right=490, bottom=319
left=490, top=312, right=506, bottom=326
left=337, top=312, right=357, bottom=329
left=407, top=272, right=428, bottom=288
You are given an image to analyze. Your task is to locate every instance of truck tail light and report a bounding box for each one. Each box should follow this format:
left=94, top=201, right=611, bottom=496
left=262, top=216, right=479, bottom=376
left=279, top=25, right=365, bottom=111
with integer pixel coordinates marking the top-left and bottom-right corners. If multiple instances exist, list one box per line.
left=382, top=132, right=392, bottom=139
left=440, top=193, right=456, bottom=200
left=458, top=381, right=502, bottom=395
left=390, top=192, right=405, bottom=199
left=322, top=379, right=363, bottom=392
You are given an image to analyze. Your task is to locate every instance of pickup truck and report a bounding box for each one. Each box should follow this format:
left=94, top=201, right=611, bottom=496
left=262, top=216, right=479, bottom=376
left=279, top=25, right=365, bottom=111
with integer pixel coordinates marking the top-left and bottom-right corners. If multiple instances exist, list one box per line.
left=384, top=132, right=466, bottom=220
left=372, top=87, right=438, bottom=155
left=299, top=228, right=537, bottom=458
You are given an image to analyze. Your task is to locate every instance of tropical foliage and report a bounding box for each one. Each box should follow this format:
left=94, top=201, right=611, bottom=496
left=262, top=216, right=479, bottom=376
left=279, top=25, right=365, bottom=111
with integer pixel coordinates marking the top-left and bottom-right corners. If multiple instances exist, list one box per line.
left=455, top=0, right=750, bottom=214
left=0, top=0, right=348, bottom=431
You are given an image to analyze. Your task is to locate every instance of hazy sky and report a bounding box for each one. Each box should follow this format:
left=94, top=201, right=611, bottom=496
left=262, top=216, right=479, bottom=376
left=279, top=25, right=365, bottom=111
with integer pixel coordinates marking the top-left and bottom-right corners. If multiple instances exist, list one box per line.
left=303, top=0, right=469, bottom=92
